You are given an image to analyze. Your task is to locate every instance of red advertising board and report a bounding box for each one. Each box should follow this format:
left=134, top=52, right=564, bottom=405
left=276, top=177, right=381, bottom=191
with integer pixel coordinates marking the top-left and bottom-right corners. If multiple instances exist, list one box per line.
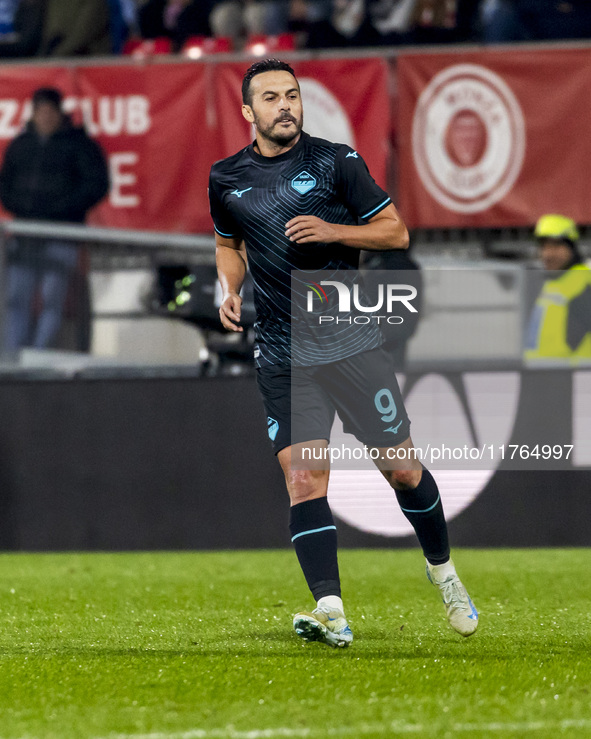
left=78, top=63, right=213, bottom=231
left=5, top=50, right=591, bottom=232
left=0, top=57, right=390, bottom=233
left=398, top=48, right=591, bottom=229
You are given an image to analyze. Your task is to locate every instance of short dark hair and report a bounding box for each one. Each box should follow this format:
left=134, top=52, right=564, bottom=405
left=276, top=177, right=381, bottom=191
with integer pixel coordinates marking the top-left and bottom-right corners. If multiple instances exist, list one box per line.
left=242, top=59, right=297, bottom=106
left=32, top=87, right=63, bottom=110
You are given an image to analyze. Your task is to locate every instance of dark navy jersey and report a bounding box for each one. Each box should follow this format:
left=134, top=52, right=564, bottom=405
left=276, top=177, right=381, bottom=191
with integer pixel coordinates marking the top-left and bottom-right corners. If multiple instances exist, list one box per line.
left=208, top=132, right=392, bottom=368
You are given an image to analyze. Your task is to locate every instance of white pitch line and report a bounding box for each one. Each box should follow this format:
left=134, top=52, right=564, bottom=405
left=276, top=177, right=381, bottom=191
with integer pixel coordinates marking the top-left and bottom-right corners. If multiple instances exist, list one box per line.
left=97, top=718, right=591, bottom=739
left=6, top=720, right=591, bottom=739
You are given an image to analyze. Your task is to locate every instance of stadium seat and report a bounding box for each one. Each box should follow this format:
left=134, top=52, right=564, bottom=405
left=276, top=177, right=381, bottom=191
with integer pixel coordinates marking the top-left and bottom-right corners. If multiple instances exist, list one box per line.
left=244, top=33, right=296, bottom=56
left=122, top=37, right=172, bottom=57
left=181, top=36, right=233, bottom=59
left=122, top=38, right=142, bottom=55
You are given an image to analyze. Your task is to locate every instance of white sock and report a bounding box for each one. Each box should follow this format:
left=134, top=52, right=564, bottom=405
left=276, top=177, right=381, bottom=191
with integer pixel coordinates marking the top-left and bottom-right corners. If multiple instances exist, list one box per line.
left=317, top=595, right=344, bottom=614
left=428, top=558, right=456, bottom=581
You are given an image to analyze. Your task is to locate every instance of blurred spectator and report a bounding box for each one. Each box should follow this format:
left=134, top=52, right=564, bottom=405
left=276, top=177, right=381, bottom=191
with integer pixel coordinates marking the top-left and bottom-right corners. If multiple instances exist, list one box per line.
left=479, top=0, right=517, bottom=42
left=0, top=0, right=45, bottom=57
left=409, top=0, right=479, bottom=44
left=481, top=0, right=591, bottom=43
left=108, top=0, right=139, bottom=53
left=0, top=88, right=109, bottom=351
left=210, top=0, right=290, bottom=40
left=368, top=0, right=416, bottom=44
left=39, top=0, right=112, bottom=56
left=138, top=0, right=215, bottom=50
left=306, top=0, right=380, bottom=48
left=287, top=0, right=330, bottom=47
left=289, top=0, right=331, bottom=24
left=524, top=214, right=591, bottom=362
left=0, top=0, right=17, bottom=35
left=306, top=0, right=479, bottom=48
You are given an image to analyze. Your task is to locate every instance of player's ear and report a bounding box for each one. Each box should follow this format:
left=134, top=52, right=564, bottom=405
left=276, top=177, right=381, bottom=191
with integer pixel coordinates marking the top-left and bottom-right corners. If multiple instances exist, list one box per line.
left=242, top=104, right=254, bottom=124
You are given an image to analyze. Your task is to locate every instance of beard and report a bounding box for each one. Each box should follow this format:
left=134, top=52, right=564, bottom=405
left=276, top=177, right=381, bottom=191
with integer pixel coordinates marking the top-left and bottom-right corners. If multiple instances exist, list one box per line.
left=254, top=110, right=303, bottom=146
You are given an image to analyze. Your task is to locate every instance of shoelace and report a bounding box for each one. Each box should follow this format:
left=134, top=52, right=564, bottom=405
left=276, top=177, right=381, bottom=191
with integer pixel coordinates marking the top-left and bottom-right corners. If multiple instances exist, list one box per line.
left=312, top=606, right=348, bottom=630
left=439, top=576, right=469, bottom=611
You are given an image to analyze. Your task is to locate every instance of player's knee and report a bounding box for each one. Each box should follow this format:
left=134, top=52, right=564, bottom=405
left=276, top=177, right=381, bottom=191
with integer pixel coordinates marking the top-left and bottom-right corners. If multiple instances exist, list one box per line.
left=383, top=468, right=422, bottom=491
left=285, top=468, right=327, bottom=504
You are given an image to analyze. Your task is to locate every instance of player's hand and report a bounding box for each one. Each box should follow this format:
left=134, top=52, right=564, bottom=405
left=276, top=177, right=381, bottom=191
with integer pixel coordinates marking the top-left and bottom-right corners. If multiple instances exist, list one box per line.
left=219, top=292, right=243, bottom=332
left=285, top=215, right=340, bottom=244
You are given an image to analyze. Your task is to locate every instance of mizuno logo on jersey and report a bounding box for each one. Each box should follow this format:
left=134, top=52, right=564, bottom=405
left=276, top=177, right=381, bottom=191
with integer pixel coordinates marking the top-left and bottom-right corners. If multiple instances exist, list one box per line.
left=291, top=171, right=317, bottom=195
left=346, top=151, right=359, bottom=158
left=384, top=421, right=403, bottom=434
left=231, top=187, right=252, bottom=198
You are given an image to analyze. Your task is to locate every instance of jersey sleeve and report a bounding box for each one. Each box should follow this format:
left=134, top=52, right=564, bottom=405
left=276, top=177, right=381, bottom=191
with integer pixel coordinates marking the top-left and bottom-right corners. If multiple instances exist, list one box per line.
left=208, top=169, right=242, bottom=239
left=334, top=146, right=392, bottom=222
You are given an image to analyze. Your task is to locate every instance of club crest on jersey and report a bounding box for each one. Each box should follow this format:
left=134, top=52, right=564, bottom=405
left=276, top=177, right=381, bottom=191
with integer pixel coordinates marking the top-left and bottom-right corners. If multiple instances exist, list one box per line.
left=291, top=171, right=316, bottom=195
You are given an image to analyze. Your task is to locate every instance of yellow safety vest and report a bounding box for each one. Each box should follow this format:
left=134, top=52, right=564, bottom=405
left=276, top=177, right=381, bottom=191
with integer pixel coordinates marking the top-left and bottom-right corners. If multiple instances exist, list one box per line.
left=524, top=264, right=591, bottom=362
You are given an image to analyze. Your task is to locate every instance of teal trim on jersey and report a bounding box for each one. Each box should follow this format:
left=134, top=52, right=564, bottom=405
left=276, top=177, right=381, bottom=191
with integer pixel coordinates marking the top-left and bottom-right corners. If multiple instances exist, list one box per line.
left=267, top=417, right=279, bottom=441
left=214, top=225, right=236, bottom=238
left=362, top=197, right=391, bottom=220
left=399, top=494, right=440, bottom=514
left=291, top=525, right=337, bottom=542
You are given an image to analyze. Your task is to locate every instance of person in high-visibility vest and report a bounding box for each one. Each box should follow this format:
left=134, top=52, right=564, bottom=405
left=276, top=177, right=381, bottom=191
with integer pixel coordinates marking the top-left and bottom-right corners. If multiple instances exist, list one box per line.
left=524, top=214, right=591, bottom=363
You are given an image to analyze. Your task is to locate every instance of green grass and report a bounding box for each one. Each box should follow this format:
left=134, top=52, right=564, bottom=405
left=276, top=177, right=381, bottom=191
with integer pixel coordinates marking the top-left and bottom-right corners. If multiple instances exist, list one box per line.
left=0, top=549, right=590, bottom=739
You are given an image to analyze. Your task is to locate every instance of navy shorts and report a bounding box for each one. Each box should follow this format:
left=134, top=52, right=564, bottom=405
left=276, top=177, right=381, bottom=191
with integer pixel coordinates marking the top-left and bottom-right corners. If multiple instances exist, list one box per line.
left=255, top=346, right=411, bottom=454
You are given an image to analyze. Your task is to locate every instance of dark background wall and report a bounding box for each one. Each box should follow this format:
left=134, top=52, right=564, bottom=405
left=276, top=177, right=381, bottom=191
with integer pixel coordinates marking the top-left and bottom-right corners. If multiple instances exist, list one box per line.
left=0, top=374, right=589, bottom=550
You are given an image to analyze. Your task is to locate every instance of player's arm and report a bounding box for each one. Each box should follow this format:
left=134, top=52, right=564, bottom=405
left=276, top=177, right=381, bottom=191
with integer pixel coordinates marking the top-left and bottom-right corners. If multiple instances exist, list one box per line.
left=284, top=203, right=408, bottom=251
left=285, top=147, right=408, bottom=250
left=216, top=233, right=247, bottom=333
left=209, top=169, right=247, bottom=332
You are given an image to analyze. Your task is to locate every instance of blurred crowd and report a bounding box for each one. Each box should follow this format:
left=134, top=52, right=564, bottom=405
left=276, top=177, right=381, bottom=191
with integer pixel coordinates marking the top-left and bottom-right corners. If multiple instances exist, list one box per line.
left=0, top=0, right=590, bottom=59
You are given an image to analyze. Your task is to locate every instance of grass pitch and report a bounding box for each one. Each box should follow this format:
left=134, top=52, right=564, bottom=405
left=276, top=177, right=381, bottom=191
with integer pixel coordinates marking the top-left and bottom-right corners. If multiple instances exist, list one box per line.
left=0, top=549, right=590, bottom=739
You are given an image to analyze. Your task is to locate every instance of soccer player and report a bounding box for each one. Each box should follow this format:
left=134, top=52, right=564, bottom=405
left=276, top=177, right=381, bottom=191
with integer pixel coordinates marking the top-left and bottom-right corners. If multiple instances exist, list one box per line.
left=208, top=59, right=478, bottom=648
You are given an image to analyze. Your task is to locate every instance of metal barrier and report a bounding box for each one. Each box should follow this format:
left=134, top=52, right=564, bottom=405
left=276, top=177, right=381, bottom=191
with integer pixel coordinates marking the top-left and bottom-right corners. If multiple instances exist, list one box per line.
left=0, top=218, right=545, bottom=379
left=0, top=219, right=219, bottom=377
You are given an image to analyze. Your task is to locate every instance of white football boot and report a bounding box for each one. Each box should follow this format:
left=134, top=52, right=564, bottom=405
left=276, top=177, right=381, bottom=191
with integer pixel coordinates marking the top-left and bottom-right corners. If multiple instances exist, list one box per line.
left=293, top=606, right=353, bottom=648
left=426, top=559, right=479, bottom=636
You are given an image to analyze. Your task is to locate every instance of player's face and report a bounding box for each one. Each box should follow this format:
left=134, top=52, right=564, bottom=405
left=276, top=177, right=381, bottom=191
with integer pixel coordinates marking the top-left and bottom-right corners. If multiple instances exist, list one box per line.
left=539, top=239, right=574, bottom=271
left=243, top=71, right=303, bottom=146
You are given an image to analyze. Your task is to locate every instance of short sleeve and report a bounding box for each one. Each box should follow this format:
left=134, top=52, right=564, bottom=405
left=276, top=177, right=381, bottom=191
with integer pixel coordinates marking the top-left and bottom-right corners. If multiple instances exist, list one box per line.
left=334, top=146, right=391, bottom=222
left=208, top=169, right=242, bottom=238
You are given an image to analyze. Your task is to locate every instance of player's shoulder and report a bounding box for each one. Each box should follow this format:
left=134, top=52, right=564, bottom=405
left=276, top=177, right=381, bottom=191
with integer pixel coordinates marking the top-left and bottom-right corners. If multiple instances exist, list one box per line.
left=210, top=146, right=251, bottom=178
left=308, top=136, right=367, bottom=176
left=304, top=133, right=356, bottom=158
